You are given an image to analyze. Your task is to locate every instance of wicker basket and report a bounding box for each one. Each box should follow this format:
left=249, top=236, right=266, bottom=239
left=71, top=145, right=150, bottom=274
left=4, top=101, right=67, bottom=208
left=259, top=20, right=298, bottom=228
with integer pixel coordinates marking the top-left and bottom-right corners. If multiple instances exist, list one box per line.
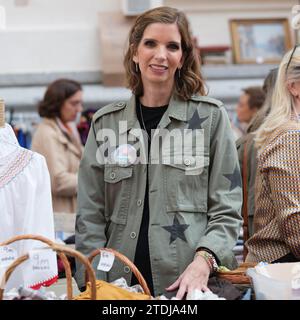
left=88, top=248, right=151, bottom=296
left=0, top=234, right=96, bottom=300
left=216, top=262, right=257, bottom=285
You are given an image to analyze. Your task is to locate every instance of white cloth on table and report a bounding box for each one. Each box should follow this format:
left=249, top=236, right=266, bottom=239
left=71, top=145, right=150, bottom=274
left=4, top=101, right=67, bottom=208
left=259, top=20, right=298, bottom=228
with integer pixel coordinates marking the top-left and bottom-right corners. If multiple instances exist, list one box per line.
left=0, top=123, right=58, bottom=290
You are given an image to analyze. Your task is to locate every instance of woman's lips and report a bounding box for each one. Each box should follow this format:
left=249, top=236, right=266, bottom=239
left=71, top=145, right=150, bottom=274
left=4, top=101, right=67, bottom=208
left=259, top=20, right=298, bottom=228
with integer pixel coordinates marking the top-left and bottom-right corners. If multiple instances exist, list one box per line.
left=149, top=64, right=168, bottom=74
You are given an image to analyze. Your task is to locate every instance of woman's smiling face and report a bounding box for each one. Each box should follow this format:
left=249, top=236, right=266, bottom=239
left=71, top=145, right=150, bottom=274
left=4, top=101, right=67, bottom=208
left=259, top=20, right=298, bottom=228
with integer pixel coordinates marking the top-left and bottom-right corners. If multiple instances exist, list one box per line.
left=133, top=22, right=183, bottom=90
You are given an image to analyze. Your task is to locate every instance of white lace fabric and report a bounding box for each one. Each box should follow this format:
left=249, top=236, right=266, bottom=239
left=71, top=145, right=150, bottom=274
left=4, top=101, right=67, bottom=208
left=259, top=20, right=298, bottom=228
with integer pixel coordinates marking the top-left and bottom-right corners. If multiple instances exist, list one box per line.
left=0, top=123, right=58, bottom=290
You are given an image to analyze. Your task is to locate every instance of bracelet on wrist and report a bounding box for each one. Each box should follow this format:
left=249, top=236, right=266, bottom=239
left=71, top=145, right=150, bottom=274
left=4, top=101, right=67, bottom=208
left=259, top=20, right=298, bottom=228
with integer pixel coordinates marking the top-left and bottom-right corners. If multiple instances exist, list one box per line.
left=194, top=250, right=218, bottom=274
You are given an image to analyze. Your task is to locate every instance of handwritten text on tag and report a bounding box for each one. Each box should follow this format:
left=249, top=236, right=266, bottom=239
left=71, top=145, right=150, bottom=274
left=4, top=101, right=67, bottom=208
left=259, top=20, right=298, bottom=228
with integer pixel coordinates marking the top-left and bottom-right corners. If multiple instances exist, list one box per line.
left=29, top=249, right=52, bottom=272
left=97, top=251, right=115, bottom=272
left=0, top=246, right=17, bottom=267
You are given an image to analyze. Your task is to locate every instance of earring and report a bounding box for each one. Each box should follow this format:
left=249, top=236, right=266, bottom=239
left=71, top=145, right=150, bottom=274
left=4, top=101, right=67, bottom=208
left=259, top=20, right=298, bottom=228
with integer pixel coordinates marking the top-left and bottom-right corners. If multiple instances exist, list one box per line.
left=178, top=68, right=181, bottom=78
left=135, top=63, right=139, bottom=73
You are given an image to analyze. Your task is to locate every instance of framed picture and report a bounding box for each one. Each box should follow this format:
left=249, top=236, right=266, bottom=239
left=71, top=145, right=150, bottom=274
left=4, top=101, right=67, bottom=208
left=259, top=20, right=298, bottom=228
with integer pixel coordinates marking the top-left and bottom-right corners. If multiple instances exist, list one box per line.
left=230, top=18, right=292, bottom=64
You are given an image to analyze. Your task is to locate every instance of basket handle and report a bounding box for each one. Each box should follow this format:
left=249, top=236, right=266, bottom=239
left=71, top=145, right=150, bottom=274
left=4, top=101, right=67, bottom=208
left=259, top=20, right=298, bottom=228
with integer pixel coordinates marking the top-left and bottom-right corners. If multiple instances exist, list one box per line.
left=88, top=248, right=151, bottom=296
left=0, top=243, right=96, bottom=300
left=0, top=234, right=73, bottom=299
left=0, top=234, right=56, bottom=247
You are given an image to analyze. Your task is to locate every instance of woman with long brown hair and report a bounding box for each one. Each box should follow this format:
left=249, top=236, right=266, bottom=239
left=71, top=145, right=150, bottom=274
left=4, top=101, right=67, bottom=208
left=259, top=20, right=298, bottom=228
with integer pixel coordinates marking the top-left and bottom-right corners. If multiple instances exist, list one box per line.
left=75, top=6, right=242, bottom=298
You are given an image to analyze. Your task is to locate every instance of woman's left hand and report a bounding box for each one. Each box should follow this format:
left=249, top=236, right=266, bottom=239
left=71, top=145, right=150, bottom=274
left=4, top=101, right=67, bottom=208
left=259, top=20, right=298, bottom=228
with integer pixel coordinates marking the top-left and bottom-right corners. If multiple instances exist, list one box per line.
left=165, top=255, right=211, bottom=299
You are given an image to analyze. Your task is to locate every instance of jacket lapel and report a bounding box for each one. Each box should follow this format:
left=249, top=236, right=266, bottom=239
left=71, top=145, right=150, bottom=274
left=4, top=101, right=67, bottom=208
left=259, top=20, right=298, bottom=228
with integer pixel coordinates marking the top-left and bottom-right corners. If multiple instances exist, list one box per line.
left=158, top=95, right=188, bottom=129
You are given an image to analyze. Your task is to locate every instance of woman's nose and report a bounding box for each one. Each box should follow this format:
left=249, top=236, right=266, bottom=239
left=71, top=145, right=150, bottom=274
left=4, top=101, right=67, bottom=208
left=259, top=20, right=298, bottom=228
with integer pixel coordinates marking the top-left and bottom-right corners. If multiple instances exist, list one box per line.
left=154, top=45, right=167, bottom=61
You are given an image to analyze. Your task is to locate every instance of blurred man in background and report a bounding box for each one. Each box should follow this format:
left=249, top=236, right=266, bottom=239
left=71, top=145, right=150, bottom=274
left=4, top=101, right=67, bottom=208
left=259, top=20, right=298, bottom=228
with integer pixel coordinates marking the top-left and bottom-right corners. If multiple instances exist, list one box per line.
left=232, top=86, right=265, bottom=139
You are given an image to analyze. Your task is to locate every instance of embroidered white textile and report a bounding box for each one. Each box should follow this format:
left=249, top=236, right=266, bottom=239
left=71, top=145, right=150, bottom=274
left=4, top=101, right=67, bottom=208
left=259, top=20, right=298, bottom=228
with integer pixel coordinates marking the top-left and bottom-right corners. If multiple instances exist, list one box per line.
left=0, top=123, right=58, bottom=290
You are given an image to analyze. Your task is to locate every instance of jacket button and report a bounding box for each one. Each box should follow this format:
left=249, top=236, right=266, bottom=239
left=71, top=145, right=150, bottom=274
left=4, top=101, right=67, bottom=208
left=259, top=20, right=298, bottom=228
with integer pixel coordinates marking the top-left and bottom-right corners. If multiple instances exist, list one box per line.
left=137, top=199, right=142, bottom=206
left=130, top=232, right=137, bottom=239
left=184, top=158, right=191, bottom=166
left=184, top=157, right=196, bottom=166
left=124, top=266, right=130, bottom=273
left=110, top=172, right=116, bottom=179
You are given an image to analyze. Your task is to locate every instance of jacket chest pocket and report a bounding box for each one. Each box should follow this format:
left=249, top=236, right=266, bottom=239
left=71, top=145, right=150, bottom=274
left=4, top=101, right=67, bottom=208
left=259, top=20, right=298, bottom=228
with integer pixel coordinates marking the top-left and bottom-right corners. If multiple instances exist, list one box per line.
left=163, top=156, right=209, bottom=213
left=104, top=165, right=133, bottom=224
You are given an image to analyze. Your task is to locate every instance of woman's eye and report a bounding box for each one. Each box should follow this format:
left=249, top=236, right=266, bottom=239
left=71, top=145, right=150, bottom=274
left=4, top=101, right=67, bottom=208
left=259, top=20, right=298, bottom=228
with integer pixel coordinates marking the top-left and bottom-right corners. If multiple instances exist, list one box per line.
left=168, top=43, right=180, bottom=50
left=144, top=40, right=156, bottom=47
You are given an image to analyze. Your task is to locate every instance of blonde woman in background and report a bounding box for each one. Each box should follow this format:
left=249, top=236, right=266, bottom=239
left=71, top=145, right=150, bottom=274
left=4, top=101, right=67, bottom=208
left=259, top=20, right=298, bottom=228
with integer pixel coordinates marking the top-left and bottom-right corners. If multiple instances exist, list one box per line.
left=246, top=47, right=300, bottom=263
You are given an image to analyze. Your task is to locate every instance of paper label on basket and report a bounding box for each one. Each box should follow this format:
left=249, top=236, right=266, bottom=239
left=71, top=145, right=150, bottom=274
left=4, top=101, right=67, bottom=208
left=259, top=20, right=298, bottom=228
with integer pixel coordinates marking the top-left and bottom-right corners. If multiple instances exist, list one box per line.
left=97, top=251, right=115, bottom=272
left=0, top=246, right=17, bottom=267
left=28, top=248, right=54, bottom=273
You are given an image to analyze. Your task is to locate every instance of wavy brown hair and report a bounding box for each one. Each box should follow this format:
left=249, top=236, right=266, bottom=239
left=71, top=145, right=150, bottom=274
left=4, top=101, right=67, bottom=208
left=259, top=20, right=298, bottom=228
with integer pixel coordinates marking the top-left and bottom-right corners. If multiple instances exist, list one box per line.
left=38, top=79, right=82, bottom=118
left=124, top=6, right=206, bottom=100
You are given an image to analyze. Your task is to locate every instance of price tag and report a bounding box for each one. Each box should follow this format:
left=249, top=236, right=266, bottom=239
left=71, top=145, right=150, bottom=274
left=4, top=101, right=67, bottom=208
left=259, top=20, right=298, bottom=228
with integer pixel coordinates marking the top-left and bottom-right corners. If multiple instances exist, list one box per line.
left=97, top=250, right=115, bottom=272
left=28, top=249, right=52, bottom=273
left=0, top=246, right=17, bottom=267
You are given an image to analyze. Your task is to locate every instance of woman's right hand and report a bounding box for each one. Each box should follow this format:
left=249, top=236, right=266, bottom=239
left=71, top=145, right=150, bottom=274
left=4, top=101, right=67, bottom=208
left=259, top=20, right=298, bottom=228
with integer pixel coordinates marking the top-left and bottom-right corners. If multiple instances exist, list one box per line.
left=165, top=254, right=211, bottom=299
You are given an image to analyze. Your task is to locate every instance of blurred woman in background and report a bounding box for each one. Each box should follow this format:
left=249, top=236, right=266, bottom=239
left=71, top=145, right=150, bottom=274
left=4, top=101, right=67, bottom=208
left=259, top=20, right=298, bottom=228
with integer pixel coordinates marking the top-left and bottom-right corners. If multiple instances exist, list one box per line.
left=32, top=79, right=83, bottom=214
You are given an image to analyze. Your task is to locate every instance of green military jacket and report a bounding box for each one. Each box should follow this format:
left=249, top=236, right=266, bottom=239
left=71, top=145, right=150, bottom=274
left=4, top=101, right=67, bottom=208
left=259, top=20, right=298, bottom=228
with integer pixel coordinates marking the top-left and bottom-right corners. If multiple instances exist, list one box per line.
left=75, top=94, right=243, bottom=296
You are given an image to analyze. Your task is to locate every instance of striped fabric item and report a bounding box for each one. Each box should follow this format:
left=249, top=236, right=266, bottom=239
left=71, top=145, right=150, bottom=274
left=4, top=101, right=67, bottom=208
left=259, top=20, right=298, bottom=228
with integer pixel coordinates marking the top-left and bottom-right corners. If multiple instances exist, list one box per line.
left=246, top=120, right=300, bottom=263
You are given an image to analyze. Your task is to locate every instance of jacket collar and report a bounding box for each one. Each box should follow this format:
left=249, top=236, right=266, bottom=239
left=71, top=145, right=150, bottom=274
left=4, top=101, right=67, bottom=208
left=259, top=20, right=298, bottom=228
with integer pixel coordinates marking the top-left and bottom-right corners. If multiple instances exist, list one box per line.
left=121, top=94, right=188, bottom=134
left=159, top=94, right=189, bottom=128
left=122, top=95, right=139, bottom=133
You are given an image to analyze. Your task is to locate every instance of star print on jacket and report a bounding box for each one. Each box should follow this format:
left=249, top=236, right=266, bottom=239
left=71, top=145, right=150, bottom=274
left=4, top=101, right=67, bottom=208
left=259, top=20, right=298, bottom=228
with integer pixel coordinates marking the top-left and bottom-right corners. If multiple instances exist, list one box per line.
left=162, top=215, right=190, bottom=244
left=188, top=110, right=209, bottom=130
left=223, top=165, right=242, bottom=191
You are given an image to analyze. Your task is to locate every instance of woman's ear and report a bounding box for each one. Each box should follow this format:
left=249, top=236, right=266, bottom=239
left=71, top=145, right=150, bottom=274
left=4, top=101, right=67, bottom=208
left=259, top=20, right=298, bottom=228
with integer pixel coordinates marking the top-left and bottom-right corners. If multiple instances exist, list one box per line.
left=131, top=44, right=138, bottom=64
left=287, top=82, right=298, bottom=97
left=133, top=55, right=138, bottom=64
left=179, top=55, right=184, bottom=70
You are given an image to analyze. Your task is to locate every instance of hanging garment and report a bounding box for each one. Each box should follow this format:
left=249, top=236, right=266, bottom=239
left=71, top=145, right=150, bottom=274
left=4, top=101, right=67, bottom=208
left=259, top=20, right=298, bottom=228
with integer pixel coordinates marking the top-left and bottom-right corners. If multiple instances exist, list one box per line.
left=16, top=128, right=27, bottom=149
left=0, top=123, right=58, bottom=290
